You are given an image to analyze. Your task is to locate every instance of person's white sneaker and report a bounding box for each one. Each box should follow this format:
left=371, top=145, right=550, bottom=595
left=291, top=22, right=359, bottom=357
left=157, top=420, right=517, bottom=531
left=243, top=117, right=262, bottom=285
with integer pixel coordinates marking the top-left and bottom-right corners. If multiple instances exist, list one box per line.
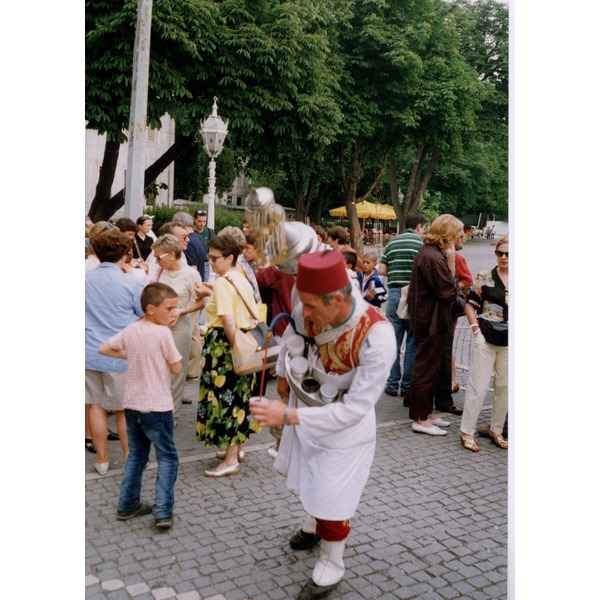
left=94, top=462, right=109, bottom=475
left=267, top=445, right=278, bottom=458
left=430, top=417, right=451, bottom=427
left=411, top=422, right=447, bottom=436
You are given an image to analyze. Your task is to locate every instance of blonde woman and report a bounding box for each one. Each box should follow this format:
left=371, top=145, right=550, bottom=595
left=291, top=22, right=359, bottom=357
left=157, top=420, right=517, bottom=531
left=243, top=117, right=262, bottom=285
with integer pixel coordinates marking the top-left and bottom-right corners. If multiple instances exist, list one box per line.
left=406, top=214, right=464, bottom=436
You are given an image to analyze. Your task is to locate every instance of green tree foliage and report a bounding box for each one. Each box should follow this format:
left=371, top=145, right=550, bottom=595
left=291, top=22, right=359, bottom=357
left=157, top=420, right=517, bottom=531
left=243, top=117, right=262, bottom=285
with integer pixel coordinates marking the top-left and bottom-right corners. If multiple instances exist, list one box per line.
left=86, top=0, right=345, bottom=221
left=427, top=0, right=509, bottom=220
left=86, top=0, right=508, bottom=230
left=324, top=0, right=482, bottom=250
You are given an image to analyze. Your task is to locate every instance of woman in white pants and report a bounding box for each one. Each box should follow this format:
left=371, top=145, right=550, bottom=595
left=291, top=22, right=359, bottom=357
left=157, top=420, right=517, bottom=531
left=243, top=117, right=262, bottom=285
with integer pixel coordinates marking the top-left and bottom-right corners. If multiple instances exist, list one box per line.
left=459, top=238, right=509, bottom=452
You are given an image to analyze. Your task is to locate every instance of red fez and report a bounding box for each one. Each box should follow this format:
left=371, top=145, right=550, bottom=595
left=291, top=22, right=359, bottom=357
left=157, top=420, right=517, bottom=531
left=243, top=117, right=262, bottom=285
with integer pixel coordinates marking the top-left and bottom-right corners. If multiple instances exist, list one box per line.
left=296, top=250, right=350, bottom=295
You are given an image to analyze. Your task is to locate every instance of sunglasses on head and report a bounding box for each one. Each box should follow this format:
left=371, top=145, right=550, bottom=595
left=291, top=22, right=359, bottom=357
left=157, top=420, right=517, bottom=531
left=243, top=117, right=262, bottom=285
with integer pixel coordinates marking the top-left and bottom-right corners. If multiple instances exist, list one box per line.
left=495, top=250, right=508, bottom=258
left=194, top=210, right=207, bottom=217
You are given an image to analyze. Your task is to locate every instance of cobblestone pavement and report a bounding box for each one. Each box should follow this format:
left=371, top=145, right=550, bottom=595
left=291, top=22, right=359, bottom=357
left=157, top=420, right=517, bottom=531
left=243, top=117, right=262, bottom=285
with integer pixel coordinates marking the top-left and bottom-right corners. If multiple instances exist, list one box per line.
left=86, top=237, right=508, bottom=599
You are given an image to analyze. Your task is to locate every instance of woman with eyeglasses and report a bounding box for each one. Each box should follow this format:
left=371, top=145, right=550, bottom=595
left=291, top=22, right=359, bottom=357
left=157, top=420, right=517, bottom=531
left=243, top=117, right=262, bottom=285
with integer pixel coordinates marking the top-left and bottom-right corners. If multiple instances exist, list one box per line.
left=152, top=234, right=210, bottom=423
left=196, top=234, right=262, bottom=477
left=459, top=238, right=509, bottom=452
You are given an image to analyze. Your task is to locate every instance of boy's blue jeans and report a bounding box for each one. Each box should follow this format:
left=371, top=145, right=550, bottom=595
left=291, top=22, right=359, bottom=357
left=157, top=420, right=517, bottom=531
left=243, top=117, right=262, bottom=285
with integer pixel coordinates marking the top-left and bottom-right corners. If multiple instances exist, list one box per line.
left=118, top=409, right=179, bottom=519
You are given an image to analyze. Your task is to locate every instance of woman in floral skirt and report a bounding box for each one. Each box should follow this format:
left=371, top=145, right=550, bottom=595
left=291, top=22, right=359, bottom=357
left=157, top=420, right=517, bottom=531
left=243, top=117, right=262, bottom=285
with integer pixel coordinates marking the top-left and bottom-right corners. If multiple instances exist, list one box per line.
left=196, top=234, right=262, bottom=477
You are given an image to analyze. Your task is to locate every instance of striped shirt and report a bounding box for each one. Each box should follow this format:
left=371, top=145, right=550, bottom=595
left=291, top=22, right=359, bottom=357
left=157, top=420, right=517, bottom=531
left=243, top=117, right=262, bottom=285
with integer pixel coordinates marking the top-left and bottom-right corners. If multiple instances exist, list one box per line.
left=380, top=229, right=423, bottom=287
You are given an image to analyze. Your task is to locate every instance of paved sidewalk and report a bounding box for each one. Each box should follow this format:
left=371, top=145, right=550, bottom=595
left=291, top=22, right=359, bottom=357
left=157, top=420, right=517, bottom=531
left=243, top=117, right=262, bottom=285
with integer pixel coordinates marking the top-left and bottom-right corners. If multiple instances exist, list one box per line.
left=86, top=314, right=507, bottom=599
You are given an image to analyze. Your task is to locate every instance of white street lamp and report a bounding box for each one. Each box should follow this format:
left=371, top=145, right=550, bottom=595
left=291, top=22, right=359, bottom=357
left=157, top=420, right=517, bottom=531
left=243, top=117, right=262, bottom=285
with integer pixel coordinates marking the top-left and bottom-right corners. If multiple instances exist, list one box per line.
left=200, top=97, right=229, bottom=230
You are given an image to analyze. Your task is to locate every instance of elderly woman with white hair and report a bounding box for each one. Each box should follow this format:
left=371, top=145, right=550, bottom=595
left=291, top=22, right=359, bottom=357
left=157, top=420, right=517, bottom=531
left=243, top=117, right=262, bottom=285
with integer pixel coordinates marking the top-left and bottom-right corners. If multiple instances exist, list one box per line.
left=152, top=234, right=210, bottom=422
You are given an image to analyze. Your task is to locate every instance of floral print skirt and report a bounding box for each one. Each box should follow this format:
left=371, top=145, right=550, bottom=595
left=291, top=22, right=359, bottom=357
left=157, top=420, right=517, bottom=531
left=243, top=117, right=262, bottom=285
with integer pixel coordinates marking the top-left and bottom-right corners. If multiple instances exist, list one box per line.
left=196, top=327, right=261, bottom=448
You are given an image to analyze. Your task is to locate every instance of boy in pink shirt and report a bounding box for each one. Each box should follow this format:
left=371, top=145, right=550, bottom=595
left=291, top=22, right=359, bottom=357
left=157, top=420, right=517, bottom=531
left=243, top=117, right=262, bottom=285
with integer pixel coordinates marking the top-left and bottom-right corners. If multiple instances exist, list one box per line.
left=100, top=282, right=182, bottom=530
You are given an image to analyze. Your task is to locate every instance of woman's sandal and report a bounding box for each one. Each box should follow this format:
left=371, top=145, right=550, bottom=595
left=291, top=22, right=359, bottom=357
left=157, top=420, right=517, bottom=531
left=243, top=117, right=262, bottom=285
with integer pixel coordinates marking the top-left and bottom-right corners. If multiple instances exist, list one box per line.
left=489, top=431, right=508, bottom=449
left=460, top=434, right=480, bottom=453
left=85, top=438, right=97, bottom=454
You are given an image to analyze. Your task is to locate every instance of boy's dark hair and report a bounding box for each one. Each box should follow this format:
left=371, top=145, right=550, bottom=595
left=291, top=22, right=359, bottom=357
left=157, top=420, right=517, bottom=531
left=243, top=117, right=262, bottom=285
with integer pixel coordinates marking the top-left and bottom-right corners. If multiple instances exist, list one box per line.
left=327, top=226, right=348, bottom=243
left=245, top=234, right=257, bottom=247
left=115, top=217, right=137, bottom=233
left=92, top=229, right=132, bottom=263
left=405, top=211, right=426, bottom=230
left=141, top=282, right=178, bottom=313
left=342, top=250, right=357, bottom=270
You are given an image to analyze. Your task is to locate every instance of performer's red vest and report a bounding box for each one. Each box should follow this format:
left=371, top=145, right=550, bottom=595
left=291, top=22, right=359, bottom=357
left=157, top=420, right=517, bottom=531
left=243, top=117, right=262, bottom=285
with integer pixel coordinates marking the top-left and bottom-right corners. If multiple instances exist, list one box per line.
left=304, top=306, right=386, bottom=374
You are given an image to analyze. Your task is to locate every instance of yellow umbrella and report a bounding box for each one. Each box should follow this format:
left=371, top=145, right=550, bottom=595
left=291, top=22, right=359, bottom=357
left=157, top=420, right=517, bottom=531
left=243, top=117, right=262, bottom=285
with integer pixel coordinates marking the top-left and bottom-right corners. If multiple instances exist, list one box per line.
left=328, top=200, right=397, bottom=220
left=328, top=204, right=349, bottom=218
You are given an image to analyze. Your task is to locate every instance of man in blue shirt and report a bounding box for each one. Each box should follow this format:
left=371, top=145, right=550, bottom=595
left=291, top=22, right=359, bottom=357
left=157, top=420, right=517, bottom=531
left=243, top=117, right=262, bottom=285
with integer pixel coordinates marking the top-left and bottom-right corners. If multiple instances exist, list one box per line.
left=86, top=229, right=145, bottom=475
left=193, top=209, right=215, bottom=282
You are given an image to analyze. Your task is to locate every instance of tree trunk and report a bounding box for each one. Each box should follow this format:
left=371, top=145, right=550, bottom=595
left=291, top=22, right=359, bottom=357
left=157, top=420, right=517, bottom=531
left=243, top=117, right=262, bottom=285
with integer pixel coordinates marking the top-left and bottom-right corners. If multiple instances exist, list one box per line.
left=293, top=176, right=306, bottom=221
left=87, top=133, right=196, bottom=222
left=313, top=182, right=325, bottom=225
left=404, top=145, right=440, bottom=215
left=88, top=140, right=121, bottom=222
left=304, top=172, right=317, bottom=224
left=388, top=154, right=405, bottom=231
left=342, top=137, right=364, bottom=256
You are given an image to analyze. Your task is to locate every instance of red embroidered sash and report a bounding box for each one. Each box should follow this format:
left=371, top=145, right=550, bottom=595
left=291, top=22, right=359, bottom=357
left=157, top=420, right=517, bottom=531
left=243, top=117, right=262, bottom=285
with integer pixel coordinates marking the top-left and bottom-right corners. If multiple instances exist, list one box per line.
left=305, top=306, right=386, bottom=374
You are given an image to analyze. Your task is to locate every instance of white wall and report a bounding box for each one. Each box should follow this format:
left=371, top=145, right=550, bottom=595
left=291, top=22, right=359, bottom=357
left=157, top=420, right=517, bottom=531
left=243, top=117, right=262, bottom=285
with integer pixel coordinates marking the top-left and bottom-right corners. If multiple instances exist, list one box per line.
left=85, top=114, right=175, bottom=217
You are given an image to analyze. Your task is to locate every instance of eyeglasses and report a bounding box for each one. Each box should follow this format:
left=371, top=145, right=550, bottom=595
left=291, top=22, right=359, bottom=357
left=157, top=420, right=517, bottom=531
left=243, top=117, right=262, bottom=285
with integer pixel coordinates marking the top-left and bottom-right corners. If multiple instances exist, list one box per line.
left=156, top=252, right=170, bottom=262
left=194, top=210, right=207, bottom=217
left=494, top=250, right=509, bottom=258
left=207, top=254, right=224, bottom=262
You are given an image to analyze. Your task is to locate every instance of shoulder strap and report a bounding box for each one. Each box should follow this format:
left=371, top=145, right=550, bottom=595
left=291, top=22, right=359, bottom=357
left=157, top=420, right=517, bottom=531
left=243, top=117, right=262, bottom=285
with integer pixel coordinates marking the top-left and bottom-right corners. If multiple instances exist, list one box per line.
left=224, top=275, right=259, bottom=321
left=133, top=236, right=143, bottom=259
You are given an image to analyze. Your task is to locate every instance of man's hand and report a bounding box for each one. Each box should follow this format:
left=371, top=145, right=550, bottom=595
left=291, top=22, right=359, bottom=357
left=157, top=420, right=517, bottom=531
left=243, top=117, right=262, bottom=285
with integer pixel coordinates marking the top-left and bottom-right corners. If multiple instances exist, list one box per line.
left=249, top=398, right=288, bottom=427
left=276, top=375, right=290, bottom=400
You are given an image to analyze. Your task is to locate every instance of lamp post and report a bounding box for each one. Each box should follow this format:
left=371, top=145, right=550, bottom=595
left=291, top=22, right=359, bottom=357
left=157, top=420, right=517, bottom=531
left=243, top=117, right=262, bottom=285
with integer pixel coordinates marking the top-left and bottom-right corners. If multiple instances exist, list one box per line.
left=200, top=97, right=229, bottom=230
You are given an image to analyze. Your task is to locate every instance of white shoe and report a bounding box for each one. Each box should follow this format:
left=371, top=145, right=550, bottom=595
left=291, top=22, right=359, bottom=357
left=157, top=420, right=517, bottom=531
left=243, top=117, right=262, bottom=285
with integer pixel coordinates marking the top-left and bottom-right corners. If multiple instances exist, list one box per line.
left=430, top=417, right=451, bottom=427
left=411, top=422, right=447, bottom=436
left=216, top=449, right=245, bottom=462
left=267, top=445, right=278, bottom=459
left=94, top=462, right=109, bottom=475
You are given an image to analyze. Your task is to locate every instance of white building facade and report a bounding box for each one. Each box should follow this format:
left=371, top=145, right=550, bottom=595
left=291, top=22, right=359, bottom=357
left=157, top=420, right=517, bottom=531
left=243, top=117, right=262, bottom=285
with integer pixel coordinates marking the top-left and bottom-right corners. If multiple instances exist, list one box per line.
left=85, top=115, right=176, bottom=217
left=86, top=114, right=252, bottom=218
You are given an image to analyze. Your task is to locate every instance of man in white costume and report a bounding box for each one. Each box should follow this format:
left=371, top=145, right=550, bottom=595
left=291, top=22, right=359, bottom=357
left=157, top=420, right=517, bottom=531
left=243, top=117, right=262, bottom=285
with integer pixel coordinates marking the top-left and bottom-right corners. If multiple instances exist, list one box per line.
left=250, top=250, right=395, bottom=600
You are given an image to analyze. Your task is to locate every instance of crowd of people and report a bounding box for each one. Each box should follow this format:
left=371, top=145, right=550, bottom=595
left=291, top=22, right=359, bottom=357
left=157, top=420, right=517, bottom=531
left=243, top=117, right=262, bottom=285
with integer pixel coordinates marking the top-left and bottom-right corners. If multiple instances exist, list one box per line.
left=85, top=209, right=508, bottom=599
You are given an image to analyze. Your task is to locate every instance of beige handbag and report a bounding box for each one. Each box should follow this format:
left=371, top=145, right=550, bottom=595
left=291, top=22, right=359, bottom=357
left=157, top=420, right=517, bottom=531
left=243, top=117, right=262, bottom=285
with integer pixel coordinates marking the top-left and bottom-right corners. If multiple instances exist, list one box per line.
left=396, top=285, right=410, bottom=319
left=224, top=277, right=279, bottom=375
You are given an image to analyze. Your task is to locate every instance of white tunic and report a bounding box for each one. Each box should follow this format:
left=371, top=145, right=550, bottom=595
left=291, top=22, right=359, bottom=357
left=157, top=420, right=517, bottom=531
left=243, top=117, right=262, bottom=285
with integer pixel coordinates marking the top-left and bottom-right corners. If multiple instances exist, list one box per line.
left=274, top=293, right=396, bottom=520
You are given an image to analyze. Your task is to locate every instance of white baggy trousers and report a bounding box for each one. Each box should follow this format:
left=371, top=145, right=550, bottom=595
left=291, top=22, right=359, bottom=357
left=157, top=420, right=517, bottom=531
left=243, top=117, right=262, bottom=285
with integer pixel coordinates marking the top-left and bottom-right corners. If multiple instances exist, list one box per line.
left=460, top=332, right=508, bottom=436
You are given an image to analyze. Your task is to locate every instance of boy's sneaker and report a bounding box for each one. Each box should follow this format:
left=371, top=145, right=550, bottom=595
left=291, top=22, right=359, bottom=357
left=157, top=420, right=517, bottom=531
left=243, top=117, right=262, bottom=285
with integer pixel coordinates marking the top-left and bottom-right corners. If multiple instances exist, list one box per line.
left=117, top=502, right=153, bottom=521
left=155, top=515, right=174, bottom=530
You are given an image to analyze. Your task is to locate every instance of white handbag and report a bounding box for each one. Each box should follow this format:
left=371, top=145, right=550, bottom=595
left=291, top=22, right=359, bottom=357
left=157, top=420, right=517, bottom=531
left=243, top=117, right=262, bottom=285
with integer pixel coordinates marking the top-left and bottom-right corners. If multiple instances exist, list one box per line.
left=396, top=285, right=410, bottom=319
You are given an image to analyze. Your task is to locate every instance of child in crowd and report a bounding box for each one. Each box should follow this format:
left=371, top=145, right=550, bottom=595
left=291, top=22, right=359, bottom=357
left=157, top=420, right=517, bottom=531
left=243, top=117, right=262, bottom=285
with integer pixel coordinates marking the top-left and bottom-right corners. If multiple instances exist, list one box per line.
left=342, top=250, right=361, bottom=293
left=99, top=282, right=183, bottom=530
left=358, top=252, right=388, bottom=307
